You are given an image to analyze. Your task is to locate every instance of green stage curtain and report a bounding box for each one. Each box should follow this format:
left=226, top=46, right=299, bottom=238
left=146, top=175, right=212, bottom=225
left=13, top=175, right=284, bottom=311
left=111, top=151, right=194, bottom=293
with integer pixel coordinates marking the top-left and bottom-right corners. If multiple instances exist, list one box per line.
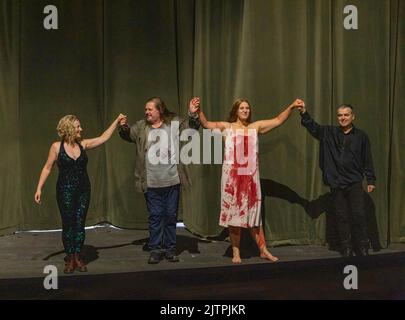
left=1, top=0, right=404, bottom=248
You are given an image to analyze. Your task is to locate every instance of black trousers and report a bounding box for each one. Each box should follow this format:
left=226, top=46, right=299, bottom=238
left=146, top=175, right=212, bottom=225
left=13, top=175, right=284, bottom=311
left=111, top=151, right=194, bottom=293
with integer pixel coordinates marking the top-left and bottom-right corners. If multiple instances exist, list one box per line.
left=331, top=182, right=369, bottom=250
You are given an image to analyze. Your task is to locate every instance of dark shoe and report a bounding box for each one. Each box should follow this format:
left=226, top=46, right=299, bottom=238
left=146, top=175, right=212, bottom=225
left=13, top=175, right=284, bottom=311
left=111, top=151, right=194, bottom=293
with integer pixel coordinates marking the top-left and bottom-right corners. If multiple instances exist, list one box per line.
left=148, top=253, right=162, bottom=264
left=165, top=252, right=179, bottom=262
left=64, top=254, right=76, bottom=274
left=74, top=253, right=88, bottom=272
left=340, top=247, right=353, bottom=258
left=356, top=247, right=369, bottom=257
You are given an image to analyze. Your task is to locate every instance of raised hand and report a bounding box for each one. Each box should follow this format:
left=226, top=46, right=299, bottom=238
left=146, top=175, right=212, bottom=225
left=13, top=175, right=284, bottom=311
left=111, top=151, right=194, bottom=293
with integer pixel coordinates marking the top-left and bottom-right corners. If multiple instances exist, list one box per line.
left=292, top=99, right=306, bottom=113
left=292, top=98, right=305, bottom=108
left=117, top=113, right=128, bottom=126
left=189, top=97, right=200, bottom=114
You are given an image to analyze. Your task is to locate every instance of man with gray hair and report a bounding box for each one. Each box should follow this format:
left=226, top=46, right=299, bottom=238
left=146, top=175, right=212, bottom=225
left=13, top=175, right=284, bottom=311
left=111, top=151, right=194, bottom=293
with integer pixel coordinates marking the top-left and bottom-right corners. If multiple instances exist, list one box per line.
left=298, top=103, right=376, bottom=257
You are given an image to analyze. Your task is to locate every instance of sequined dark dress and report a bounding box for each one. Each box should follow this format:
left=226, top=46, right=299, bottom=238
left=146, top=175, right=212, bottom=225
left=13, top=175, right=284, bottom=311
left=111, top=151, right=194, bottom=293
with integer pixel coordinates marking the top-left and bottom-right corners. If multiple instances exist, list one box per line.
left=56, top=141, right=91, bottom=254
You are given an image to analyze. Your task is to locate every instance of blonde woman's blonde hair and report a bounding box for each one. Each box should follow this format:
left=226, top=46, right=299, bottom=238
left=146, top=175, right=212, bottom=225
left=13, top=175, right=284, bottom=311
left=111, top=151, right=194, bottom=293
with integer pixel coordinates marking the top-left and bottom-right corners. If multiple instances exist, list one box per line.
left=57, top=115, right=80, bottom=144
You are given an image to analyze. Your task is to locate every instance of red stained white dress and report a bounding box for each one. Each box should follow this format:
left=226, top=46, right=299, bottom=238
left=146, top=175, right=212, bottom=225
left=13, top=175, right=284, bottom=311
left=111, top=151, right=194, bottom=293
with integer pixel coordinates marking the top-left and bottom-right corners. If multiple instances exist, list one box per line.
left=219, top=127, right=261, bottom=228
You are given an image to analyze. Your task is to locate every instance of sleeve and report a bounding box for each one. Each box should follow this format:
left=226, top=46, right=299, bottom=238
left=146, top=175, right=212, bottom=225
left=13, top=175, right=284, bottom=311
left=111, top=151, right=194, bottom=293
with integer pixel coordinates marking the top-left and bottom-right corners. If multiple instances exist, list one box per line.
left=180, top=111, right=201, bottom=131
left=363, top=134, right=376, bottom=185
left=118, top=124, right=136, bottom=143
left=300, top=111, right=326, bottom=140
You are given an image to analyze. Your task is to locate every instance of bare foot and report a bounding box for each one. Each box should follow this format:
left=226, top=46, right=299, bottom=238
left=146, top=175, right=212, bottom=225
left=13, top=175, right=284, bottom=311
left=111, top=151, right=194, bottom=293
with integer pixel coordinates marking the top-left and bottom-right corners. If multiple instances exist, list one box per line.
left=232, top=247, right=242, bottom=263
left=260, top=249, right=279, bottom=262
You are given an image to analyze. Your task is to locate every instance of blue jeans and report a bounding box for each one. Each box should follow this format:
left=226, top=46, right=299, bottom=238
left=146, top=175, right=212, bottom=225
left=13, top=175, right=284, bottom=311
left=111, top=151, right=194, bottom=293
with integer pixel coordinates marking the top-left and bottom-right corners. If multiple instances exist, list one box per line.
left=144, top=184, right=180, bottom=254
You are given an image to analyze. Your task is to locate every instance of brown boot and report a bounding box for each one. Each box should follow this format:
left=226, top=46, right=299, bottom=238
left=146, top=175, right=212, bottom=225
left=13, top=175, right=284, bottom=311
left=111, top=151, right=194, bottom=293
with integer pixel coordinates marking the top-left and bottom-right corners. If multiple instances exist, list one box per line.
left=64, top=254, right=76, bottom=274
left=74, top=253, right=87, bottom=272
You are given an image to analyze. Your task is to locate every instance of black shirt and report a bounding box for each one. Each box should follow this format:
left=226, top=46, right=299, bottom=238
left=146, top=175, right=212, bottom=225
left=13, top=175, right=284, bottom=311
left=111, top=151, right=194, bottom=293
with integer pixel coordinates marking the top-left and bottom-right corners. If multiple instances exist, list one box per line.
left=301, top=111, right=376, bottom=189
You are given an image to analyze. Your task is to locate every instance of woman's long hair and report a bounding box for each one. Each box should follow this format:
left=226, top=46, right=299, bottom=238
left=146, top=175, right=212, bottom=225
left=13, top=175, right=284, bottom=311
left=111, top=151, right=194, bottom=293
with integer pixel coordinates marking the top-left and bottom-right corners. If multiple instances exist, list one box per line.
left=227, top=98, right=252, bottom=123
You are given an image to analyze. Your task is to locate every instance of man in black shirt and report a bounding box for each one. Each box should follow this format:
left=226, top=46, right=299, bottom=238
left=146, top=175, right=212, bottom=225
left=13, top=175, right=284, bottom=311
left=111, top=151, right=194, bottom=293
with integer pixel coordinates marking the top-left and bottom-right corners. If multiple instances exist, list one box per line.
left=298, top=104, right=376, bottom=257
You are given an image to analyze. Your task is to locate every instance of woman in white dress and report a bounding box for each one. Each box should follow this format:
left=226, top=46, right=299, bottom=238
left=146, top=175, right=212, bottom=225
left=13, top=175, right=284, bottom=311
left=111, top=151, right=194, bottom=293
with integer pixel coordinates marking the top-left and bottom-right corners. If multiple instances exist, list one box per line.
left=196, top=97, right=304, bottom=263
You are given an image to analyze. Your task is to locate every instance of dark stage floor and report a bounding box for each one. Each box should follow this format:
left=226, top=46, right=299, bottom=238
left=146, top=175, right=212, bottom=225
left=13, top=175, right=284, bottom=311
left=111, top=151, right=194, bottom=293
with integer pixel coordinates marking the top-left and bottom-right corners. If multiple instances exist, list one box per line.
left=1, top=225, right=405, bottom=299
